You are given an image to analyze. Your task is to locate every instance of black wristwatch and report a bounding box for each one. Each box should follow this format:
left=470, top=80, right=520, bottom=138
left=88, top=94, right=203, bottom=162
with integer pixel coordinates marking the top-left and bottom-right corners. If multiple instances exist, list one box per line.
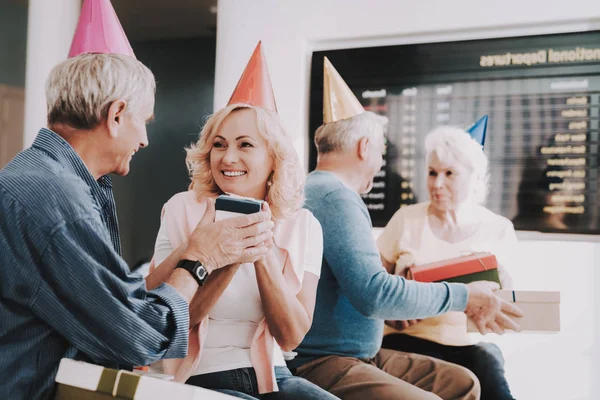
left=176, top=259, right=209, bottom=286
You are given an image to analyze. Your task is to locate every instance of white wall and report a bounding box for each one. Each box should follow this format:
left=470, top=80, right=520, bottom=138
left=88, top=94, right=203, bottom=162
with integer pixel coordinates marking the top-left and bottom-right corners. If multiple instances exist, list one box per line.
left=23, top=0, right=80, bottom=147
left=216, top=1, right=600, bottom=399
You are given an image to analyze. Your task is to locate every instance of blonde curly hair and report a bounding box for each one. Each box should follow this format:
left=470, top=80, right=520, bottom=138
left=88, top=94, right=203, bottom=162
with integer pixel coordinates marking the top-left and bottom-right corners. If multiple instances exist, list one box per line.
left=186, top=103, right=305, bottom=219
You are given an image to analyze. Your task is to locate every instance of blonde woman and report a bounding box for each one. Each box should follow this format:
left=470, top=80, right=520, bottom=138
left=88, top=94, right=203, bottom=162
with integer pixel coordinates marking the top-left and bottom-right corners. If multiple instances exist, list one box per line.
left=151, top=102, right=338, bottom=400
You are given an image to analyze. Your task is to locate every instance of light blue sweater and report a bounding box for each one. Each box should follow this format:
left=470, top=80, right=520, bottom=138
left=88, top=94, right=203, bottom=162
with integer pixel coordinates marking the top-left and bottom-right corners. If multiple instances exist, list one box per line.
left=289, top=171, right=469, bottom=369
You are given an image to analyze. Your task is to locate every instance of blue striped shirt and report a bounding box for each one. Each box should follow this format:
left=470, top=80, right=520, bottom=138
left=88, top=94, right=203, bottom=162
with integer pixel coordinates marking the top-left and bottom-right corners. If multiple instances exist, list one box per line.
left=0, top=128, right=190, bottom=399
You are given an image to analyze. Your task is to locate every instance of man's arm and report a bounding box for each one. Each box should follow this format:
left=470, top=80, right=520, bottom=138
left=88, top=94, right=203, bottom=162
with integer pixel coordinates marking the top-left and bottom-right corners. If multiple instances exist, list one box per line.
left=31, top=217, right=190, bottom=367
left=145, top=244, right=203, bottom=304
left=313, top=190, right=468, bottom=320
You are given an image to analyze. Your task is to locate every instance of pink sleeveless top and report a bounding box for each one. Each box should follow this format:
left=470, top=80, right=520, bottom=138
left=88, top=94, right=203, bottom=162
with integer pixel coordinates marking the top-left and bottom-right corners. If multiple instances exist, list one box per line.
left=151, top=190, right=318, bottom=393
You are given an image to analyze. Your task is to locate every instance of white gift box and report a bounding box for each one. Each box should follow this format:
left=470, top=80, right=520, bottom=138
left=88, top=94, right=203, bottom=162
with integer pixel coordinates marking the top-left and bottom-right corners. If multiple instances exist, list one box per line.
left=55, top=358, right=235, bottom=399
left=467, top=290, right=560, bottom=332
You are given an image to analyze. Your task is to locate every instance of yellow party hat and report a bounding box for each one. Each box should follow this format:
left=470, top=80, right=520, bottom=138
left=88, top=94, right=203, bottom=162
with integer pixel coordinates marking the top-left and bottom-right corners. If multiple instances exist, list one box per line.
left=323, top=57, right=364, bottom=124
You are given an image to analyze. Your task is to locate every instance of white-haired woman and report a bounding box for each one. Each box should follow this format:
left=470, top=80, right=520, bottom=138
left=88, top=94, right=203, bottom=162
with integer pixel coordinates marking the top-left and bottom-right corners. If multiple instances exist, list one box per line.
left=150, top=103, right=339, bottom=400
left=377, top=127, right=518, bottom=400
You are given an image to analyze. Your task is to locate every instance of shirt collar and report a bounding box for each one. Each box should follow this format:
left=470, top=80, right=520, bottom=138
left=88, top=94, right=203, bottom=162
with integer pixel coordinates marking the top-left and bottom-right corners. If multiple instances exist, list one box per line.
left=32, top=128, right=113, bottom=206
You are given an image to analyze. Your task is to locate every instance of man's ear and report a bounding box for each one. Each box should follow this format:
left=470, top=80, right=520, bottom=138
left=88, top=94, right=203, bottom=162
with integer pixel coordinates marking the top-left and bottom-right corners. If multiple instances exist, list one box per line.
left=357, top=137, right=369, bottom=160
left=106, top=100, right=127, bottom=138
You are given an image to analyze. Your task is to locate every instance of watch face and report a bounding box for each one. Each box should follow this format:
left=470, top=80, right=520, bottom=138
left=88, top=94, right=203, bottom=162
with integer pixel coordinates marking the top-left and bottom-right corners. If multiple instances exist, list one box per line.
left=195, top=265, right=208, bottom=281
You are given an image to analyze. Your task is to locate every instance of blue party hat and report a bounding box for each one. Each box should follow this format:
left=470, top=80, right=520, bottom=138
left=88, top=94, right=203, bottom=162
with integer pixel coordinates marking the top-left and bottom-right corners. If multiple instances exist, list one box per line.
left=466, top=115, right=488, bottom=146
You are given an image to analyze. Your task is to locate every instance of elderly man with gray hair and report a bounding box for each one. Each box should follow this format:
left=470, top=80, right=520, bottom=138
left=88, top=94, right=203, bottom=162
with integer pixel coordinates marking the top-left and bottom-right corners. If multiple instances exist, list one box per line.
left=0, top=6, right=272, bottom=400
left=288, top=58, right=523, bottom=400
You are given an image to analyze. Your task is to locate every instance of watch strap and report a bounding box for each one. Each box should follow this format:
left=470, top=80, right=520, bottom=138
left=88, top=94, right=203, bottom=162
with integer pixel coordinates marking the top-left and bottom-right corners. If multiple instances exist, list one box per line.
left=176, top=259, right=208, bottom=286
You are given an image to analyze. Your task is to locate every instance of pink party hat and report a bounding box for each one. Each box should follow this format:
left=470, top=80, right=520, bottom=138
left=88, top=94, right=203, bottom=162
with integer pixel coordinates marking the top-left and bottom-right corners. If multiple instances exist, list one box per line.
left=68, top=0, right=135, bottom=58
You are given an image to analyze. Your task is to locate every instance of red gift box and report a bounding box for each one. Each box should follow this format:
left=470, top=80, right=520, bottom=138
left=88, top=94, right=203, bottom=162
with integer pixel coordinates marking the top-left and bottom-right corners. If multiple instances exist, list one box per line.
left=408, top=252, right=500, bottom=285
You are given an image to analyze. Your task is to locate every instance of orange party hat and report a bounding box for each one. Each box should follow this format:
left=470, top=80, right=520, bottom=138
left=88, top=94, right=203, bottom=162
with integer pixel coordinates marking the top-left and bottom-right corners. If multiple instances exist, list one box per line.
left=227, top=41, right=277, bottom=112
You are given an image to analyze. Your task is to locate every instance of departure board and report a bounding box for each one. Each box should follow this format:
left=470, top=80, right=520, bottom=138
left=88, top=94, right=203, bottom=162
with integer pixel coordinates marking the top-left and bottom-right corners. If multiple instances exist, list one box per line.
left=308, top=31, right=600, bottom=234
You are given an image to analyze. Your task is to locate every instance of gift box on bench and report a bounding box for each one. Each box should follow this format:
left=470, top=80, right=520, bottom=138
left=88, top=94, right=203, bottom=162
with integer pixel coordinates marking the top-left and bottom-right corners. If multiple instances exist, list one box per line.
left=467, top=290, right=561, bottom=332
left=408, top=252, right=500, bottom=286
left=54, top=358, right=235, bottom=399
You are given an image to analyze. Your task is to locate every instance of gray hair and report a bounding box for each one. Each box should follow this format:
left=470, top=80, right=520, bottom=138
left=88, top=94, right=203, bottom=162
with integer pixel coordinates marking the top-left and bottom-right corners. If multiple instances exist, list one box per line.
left=424, top=126, right=489, bottom=204
left=46, top=53, right=155, bottom=129
left=314, top=111, right=388, bottom=154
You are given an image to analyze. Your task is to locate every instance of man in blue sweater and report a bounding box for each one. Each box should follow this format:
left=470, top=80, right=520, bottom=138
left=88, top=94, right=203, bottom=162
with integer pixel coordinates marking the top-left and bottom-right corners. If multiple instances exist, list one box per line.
left=288, top=58, right=522, bottom=400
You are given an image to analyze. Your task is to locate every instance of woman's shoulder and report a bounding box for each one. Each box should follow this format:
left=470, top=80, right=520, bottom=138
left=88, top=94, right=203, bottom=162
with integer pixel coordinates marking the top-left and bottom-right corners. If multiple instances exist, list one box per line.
left=274, top=209, right=323, bottom=262
left=164, top=190, right=208, bottom=210
left=476, top=205, right=516, bottom=234
left=403, top=202, right=429, bottom=215
left=275, top=208, right=323, bottom=240
left=283, top=208, right=321, bottom=228
left=165, top=190, right=197, bottom=206
left=389, top=202, right=429, bottom=224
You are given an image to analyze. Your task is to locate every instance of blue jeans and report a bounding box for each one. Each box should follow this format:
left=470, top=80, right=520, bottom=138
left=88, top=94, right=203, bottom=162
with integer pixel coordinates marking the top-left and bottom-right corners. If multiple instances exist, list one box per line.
left=186, top=366, right=340, bottom=399
left=382, top=333, right=515, bottom=400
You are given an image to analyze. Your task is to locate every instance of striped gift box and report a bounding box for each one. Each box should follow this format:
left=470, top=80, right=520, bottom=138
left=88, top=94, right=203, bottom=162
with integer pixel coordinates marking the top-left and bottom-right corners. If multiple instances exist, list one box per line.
left=54, top=359, right=235, bottom=399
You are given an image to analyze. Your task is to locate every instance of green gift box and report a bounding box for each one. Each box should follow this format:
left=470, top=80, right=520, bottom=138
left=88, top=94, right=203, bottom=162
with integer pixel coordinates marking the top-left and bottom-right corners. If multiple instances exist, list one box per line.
left=54, top=359, right=235, bottom=399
